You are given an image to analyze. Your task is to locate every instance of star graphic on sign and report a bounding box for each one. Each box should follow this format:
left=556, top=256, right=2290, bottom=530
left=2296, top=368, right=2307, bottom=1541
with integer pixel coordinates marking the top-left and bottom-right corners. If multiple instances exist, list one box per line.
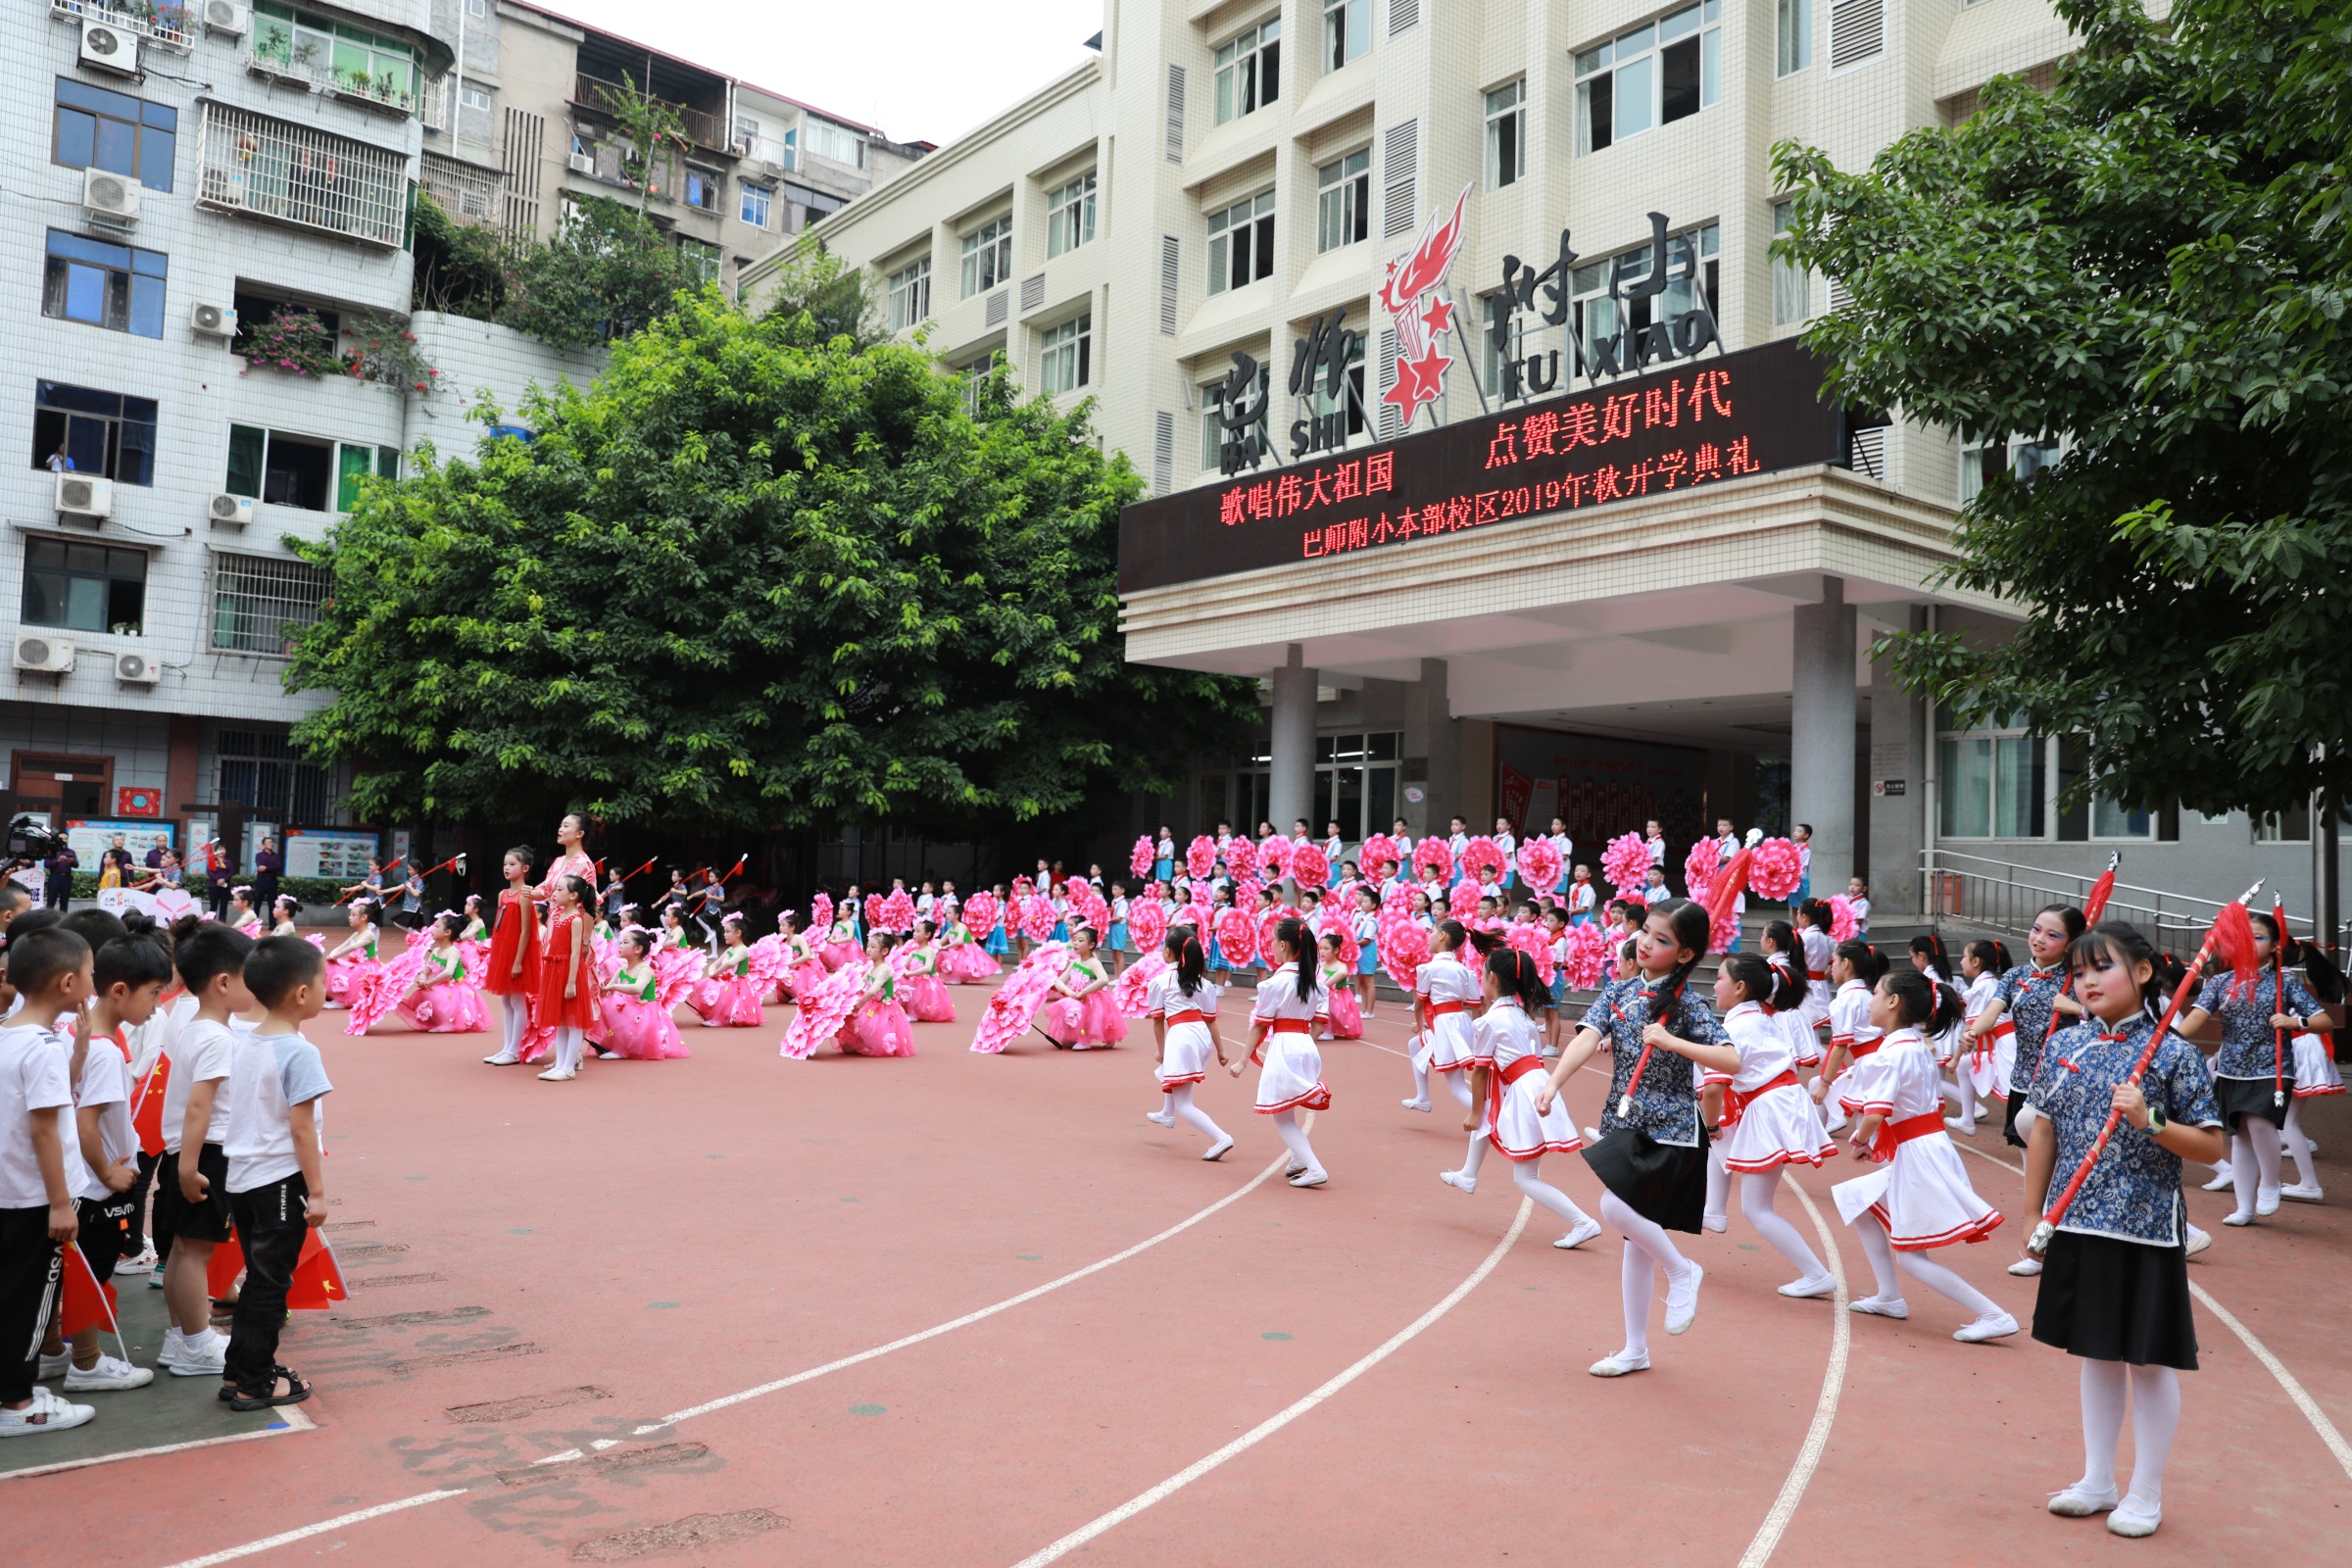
left=1385, top=350, right=1452, bottom=417
left=1418, top=296, right=1454, bottom=336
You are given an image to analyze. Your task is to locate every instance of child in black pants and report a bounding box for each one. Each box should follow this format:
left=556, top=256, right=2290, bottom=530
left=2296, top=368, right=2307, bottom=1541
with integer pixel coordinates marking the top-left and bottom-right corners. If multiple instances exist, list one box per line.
left=220, top=937, right=332, bottom=1411
left=0, top=927, right=95, bottom=1436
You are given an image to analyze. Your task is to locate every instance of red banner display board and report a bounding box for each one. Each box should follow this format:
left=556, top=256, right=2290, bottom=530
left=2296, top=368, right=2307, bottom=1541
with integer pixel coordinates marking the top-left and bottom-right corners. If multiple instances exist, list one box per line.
left=1118, top=338, right=1841, bottom=594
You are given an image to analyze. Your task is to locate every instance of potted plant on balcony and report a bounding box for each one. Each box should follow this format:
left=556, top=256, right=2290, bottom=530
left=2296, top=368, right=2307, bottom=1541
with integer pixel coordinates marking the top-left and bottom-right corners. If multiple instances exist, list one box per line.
left=342, top=313, right=443, bottom=396
left=238, top=306, right=342, bottom=379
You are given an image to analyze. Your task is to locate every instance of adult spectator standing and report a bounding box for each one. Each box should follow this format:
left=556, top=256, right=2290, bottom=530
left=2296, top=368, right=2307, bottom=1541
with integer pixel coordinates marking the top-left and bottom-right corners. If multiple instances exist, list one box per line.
left=398, top=864, right=425, bottom=929
left=144, top=840, right=165, bottom=871
left=45, top=838, right=77, bottom=909
left=204, top=836, right=233, bottom=919
left=252, top=836, right=283, bottom=913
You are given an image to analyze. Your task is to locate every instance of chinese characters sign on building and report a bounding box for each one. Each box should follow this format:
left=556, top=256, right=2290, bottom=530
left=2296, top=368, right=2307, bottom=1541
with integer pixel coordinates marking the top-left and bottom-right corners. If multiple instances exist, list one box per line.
left=1118, top=337, right=1841, bottom=593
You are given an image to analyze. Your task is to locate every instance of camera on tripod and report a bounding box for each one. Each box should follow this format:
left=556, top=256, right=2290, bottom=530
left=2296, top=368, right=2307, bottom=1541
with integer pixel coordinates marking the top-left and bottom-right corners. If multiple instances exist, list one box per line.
left=5, top=814, right=62, bottom=865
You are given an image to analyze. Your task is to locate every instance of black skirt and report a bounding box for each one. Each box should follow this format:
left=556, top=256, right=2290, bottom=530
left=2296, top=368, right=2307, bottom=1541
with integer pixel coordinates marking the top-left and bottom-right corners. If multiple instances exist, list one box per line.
left=2032, top=1229, right=2199, bottom=1370
left=1583, top=1125, right=1710, bottom=1234
left=2001, top=1091, right=2028, bottom=1149
left=2214, top=1073, right=2293, bottom=1132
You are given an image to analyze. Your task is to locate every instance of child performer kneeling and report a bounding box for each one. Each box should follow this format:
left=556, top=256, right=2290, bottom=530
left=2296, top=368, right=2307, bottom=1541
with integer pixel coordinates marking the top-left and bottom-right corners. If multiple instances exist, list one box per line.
left=1145, top=928, right=1234, bottom=1159
left=1438, top=939, right=1603, bottom=1251
left=1832, top=968, right=2015, bottom=1342
left=2027, top=922, right=2226, bottom=1540
left=1536, top=899, right=1718, bottom=1377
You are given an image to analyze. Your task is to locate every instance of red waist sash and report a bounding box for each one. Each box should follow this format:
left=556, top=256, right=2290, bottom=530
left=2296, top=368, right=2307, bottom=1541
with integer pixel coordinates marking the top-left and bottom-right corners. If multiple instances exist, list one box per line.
left=1486, top=1053, right=1546, bottom=1123
left=1167, top=1009, right=1205, bottom=1025
left=1269, top=1018, right=1311, bottom=1034
left=1721, top=1069, right=1798, bottom=1130
left=1871, top=1108, right=1946, bottom=1161
left=1429, top=1001, right=1468, bottom=1017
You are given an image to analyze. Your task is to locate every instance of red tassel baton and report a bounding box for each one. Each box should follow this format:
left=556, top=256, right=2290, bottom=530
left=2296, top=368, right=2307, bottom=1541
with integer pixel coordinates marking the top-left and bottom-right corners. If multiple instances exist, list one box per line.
left=2272, top=899, right=2289, bottom=1112
left=2027, top=879, right=2264, bottom=1257
left=2033, top=854, right=2123, bottom=1060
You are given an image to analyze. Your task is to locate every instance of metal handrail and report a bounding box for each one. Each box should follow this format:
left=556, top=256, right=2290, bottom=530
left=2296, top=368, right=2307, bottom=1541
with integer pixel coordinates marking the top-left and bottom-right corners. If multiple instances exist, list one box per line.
left=1918, top=847, right=2287, bottom=957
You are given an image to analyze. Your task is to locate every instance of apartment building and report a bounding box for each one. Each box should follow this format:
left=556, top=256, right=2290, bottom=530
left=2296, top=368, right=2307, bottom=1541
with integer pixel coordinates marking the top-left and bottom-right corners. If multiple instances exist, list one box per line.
left=419, top=1, right=930, bottom=296
left=802, top=0, right=2347, bottom=935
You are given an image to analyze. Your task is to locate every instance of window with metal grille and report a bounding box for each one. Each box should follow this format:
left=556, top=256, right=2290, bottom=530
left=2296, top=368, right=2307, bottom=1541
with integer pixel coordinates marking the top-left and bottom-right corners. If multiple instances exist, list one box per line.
left=1214, top=18, right=1281, bottom=124
left=196, top=101, right=408, bottom=246
left=212, top=553, right=327, bottom=657
left=216, top=727, right=335, bottom=821
left=1317, top=150, right=1369, bottom=252
left=1208, top=190, right=1275, bottom=294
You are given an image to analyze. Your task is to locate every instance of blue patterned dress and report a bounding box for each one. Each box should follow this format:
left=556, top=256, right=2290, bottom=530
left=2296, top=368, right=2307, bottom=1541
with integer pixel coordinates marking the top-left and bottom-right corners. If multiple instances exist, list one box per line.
left=1578, top=973, right=1729, bottom=1231
left=2193, top=969, right=2321, bottom=1129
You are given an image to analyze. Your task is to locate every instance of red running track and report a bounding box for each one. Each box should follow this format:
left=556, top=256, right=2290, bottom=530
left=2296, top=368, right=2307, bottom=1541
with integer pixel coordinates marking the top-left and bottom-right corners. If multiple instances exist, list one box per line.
left=14, top=976, right=2351, bottom=1567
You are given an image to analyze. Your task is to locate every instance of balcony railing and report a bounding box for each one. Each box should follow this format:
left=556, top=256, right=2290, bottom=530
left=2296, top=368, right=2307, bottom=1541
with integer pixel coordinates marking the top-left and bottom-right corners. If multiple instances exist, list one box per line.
left=50, top=0, right=191, bottom=51
left=420, top=152, right=500, bottom=225
left=1921, top=848, right=2245, bottom=958
left=571, top=73, right=729, bottom=154
left=197, top=101, right=408, bottom=248
left=247, top=40, right=418, bottom=119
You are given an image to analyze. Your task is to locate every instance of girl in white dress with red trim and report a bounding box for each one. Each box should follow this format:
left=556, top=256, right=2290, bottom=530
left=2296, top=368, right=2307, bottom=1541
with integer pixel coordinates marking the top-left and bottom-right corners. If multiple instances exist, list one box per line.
left=1229, top=917, right=1331, bottom=1188
left=1945, top=939, right=2012, bottom=1137
left=1402, top=920, right=1479, bottom=1115
left=1437, top=939, right=1603, bottom=1250
left=1796, top=899, right=1838, bottom=1035
left=1711, top=953, right=1839, bottom=1298
left=1143, top=928, right=1234, bottom=1160
left=1812, top=941, right=1886, bottom=1133
left=1830, top=967, right=2017, bottom=1342
left=1758, top=921, right=1822, bottom=1067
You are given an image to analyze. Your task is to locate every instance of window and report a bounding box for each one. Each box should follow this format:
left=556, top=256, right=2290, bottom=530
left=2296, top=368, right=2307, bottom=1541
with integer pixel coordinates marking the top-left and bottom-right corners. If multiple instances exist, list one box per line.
left=1771, top=199, right=1810, bottom=325
left=1039, top=312, right=1091, bottom=394
left=955, top=354, right=997, bottom=416
left=1207, top=190, right=1275, bottom=294
left=42, top=230, right=166, bottom=338
left=2255, top=801, right=2313, bottom=843
left=886, top=256, right=931, bottom=330
left=1201, top=366, right=1269, bottom=469
left=960, top=214, right=1011, bottom=298
left=216, top=727, right=334, bottom=816
left=1485, top=80, right=1525, bottom=189
left=1047, top=172, right=1097, bottom=259
left=1777, top=0, right=1811, bottom=74
left=1572, top=223, right=1718, bottom=349
left=740, top=181, right=772, bottom=228
left=1314, top=151, right=1369, bottom=253
left=225, top=426, right=391, bottom=513
left=465, top=0, right=486, bottom=15
left=1309, top=331, right=1366, bottom=440
left=460, top=82, right=494, bottom=112
left=31, top=383, right=157, bottom=487
left=1937, top=732, right=2046, bottom=839
left=677, top=238, right=721, bottom=284
left=1960, top=433, right=2067, bottom=503
left=1214, top=18, right=1281, bottom=124
left=53, top=77, right=176, bottom=193
left=803, top=118, right=865, bottom=168
left=684, top=166, right=721, bottom=212
left=250, top=3, right=417, bottom=105
left=1576, top=1, right=1723, bottom=154
left=21, top=538, right=146, bottom=635
left=1316, top=732, right=1400, bottom=842
left=231, top=290, right=339, bottom=361
left=1324, top=0, right=1368, bottom=73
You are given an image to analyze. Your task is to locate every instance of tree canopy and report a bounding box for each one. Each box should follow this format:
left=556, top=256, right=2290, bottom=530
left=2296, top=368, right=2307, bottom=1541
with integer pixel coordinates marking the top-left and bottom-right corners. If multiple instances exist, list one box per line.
left=1772, top=0, right=2352, bottom=815
left=285, top=293, right=1257, bottom=833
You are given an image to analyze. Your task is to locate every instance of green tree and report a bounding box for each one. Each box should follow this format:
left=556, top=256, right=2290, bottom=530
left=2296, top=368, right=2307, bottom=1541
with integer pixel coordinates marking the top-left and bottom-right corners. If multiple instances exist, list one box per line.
left=501, top=195, right=699, bottom=351
left=283, top=295, right=1256, bottom=834
left=1771, top=0, right=2352, bottom=816
left=757, top=242, right=885, bottom=350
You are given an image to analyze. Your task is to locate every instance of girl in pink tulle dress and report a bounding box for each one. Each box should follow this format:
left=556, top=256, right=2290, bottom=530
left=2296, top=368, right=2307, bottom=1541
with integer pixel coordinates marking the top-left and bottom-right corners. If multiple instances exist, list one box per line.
left=838, top=932, right=916, bottom=1056
left=902, top=920, right=956, bottom=1022
left=396, top=913, right=493, bottom=1033
left=777, top=912, right=828, bottom=1002
left=1319, top=936, right=1363, bottom=1040
left=1041, top=925, right=1127, bottom=1050
left=689, top=914, right=767, bottom=1027
left=939, top=916, right=1000, bottom=983
left=599, top=928, right=690, bottom=1059
left=321, top=898, right=386, bottom=1009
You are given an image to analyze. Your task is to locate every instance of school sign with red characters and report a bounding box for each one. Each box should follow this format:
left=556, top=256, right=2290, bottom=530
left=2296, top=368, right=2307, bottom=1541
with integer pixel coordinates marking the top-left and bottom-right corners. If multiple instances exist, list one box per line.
left=1118, top=336, right=1843, bottom=593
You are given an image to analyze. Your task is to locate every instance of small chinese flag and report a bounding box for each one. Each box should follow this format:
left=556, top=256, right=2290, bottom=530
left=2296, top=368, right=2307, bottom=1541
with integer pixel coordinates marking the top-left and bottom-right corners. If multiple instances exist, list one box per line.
left=287, top=1230, right=348, bottom=1310
left=60, top=1245, right=121, bottom=1339
left=130, top=1055, right=172, bottom=1157
left=208, top=1227, right=246, bottom=1299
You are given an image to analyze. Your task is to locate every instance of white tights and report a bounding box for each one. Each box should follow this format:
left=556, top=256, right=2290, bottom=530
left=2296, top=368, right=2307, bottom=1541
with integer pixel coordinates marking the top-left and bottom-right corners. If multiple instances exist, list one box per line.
left=1851, top=1212, right=2004, bottom=1319
left=1946, top=1069, right=1984, bottom=1132
left=1168, top=1085, right=1228, bottom=1148
left=2230, top=1120, right=2284, bottom=1216
left=1271, top=1109, right=1321, bottom=1175
left=2281, top=1102, right=2317, bottom=1188
left=500, top=999, right=527, bottom=1058
left=553, top=1025, right=586, bottom=1074
left=1454, top=1136, right=1593, bottom=1230
left=1599, top=1189, right=1691, bottom=1358
left=1740, top=1170, right=1831, bottom=1285
left=1410, top=1050, right=1474, bottom=1109
left=2079, top=1358, right=2180, bottom=1511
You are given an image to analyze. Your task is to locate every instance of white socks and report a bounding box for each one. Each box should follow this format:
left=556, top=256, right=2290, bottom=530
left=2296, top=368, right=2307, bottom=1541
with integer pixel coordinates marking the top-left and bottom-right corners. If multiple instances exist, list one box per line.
left=1740, top=1172, right=1831, bottom=1284
left=2079, top=1359, right=2179, bottom=1513
left=1169, top=1086, right=1228, bottom=1148
left=1601, top=1189, right=1692, bottom=1359
left=1409, top=1053, right=1431, bottom=1104
left=1853, top=1209, right=1904, bottom=1303
left=1511, top=1159, right=1594, bottom=1231
left=2230, top=1123, right=2284, bottom=1217
left=1271, top=1109, right=1320, bottom=1175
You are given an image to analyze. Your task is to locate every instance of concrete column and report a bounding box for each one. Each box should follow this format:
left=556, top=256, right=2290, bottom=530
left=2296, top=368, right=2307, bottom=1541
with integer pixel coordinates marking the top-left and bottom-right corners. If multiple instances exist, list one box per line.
left=1412, top=657, right=1458, bottom=834
left=1268, top=645, right=1317, bottom=839
left=1868, top=607, right=1930, bottom=917
left=1791, top=577, right=1858, bottom=895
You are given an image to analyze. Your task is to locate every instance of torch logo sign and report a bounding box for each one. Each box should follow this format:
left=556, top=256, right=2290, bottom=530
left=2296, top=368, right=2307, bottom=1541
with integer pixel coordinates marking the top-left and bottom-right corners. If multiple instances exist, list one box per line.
left=1377, top=184, right=1472, bottom=432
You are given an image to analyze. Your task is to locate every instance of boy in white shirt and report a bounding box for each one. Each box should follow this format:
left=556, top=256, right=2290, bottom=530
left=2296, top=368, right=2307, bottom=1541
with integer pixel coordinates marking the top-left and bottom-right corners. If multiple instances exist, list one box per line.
left=220, top=936, right=331, bottom=1411
left=0, top=926, right=95, bottom=1435
left=1642, top=866, right=1671, bottom=905
left=1846, top=876, right=1872, bottom=936
left=155, top=922, right=256, bottom=1378
left=1643, top=819, right=1666, bottom=870
left=1492, top=817, right=1518, bottom=890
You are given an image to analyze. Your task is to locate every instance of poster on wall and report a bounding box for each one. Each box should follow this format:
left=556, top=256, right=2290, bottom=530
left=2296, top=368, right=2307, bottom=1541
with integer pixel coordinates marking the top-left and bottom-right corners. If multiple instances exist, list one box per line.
left=63, top=819, right=175, bottom=867
left=285, top=828, right=379, bottom=881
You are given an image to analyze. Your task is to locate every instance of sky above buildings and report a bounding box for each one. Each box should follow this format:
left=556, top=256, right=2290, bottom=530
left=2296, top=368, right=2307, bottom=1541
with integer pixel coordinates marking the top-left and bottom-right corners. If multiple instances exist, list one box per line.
left=547, top=0, right=1105, bottom=145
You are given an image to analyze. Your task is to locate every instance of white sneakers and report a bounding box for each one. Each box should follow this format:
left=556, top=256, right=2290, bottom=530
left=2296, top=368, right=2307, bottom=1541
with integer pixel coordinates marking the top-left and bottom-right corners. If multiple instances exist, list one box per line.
left=1953, top=1311, right=2020, bottom=1344
left=1553, top=1217, right=1603, bottom=1250
left=157, top=1328, right=227, bottom=1376
left=65, top=1354, right=155, bottom=1392
left=0, top=1388, right=95, bottom=1436
left=1438, top=1169, right=1477, bottom=1196
left=113, top=1248, right=157, bottom=1277
left=1665, top=1263, right=1703, bottom=1335
left=36, top=1348, right=72, bottom=1379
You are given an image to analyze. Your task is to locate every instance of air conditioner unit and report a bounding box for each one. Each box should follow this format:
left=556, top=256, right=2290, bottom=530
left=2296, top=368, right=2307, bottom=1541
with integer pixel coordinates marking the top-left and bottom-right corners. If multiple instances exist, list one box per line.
left=204, top=0, right=251, bottom=36
left=191, top=301, right=238, bottom=338
left=567, top=151, right=596, bottom=174
left=82, top=165, right=140, bottom=224
left=14, top=636, right=75, bottom=675
left=115, top=651, right=162, bottom=685
left=79, top=19, right=139, bottom=75
left=209, top=492, right=255, bottom=527
left=56, top=472, right=114, bottom=518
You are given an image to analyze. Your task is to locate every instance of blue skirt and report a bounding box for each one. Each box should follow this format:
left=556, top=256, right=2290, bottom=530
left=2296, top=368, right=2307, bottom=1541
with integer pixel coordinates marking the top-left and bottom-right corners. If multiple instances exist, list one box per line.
left=1207, top=938, right=1227, bottom=969
left=985, top=927, right=1009, bottom=956
left=1154, top=858, right=1173, bottom=883
left=1052, top=919, right=1068, bottom=943
left=1356, top=940, right=1379, bottom=976
left=1108, top=920, right=1129, bottom=953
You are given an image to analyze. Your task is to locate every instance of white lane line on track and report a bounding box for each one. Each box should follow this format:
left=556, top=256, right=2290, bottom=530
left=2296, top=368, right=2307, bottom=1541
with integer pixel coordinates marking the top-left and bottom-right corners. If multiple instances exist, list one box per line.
left=1736, top=1174, right=1850, bottom=1568
left=1004, top=1196, right=1536, bottom=1568
left=1951, top=1138, right=2352, bottom=1485
left=157, top=1143, right=1300, bottom=1566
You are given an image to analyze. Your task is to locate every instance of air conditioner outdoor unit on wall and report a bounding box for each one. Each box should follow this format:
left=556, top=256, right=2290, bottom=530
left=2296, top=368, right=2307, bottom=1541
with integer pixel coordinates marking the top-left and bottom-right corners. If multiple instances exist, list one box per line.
left=568, top=151, right=596, bottom=173
left=14, top=636, right=75, bottom=674
left=205, top=0, right=251, bottom=36
left=56, top=472, right=114, bottom=518
left=82, top=165, right=141, bottom=223
left=79, top=19, right=139, bottom=75
left=116, top=651, right=162, bottom=684
left=209, top=492, right=255, bottom=527
left=192, top=301, right=238, bottom=337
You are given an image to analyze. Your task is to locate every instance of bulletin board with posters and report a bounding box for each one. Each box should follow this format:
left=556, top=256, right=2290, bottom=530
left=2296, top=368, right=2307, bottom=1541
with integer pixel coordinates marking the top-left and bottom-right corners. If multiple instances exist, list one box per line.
left=64, top=819, right=175, bottom=867
left=1493, top=727, right=1707, bottom=871
left=285, top=828, right=380, bottom=881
